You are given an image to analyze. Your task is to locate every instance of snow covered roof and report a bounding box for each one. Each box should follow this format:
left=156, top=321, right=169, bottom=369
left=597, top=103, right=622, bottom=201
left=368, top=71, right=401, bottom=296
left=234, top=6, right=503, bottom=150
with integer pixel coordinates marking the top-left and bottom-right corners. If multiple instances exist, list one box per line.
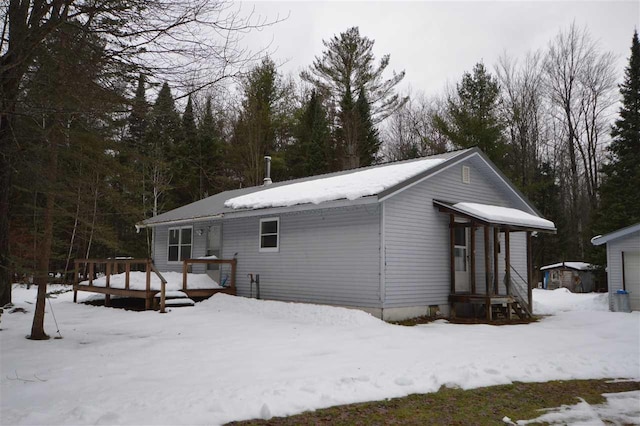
left=591, top=223, right=640, bottom=246
left=224, top=157, right=446, bottom=209
left=139, top=149, right=468, bottom=226
left=139, top=147, right=550, bottom=227
left=540, top=262, right=595, bottom=271
left=434, top=200, right=556, bottom=232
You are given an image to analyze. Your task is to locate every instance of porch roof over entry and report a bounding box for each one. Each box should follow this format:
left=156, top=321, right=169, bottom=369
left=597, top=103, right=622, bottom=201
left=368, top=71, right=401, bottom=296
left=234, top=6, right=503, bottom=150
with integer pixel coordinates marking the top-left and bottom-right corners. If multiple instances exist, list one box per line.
left=433, top=200, right=556, bottom=233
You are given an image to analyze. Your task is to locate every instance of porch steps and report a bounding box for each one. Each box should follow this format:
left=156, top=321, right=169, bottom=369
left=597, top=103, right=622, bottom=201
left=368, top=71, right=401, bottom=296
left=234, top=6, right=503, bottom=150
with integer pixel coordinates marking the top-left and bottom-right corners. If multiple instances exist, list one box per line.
left=154, top=290, right=195, bottom=308
left=490, top=299, right=532, bottom=320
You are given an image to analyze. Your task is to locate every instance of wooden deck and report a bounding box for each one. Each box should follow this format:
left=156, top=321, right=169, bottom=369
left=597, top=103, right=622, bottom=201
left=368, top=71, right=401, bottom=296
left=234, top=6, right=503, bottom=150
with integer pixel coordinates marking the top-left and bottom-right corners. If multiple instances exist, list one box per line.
left=73, top=258, right=237, bottom=311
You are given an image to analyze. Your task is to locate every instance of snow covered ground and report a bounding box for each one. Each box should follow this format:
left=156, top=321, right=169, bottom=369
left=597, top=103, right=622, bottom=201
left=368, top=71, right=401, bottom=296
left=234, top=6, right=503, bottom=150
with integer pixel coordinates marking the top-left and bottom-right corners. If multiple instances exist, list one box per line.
left=532, top=287, right=610, bottom=315
left=1, top=285, right=638, bottom=425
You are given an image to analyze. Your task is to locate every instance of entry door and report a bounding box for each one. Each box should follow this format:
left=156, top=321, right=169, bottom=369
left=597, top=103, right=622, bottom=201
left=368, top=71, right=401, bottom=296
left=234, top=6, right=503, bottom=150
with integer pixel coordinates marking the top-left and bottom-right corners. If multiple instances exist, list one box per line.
left=206, top=224, right=222, bottom=283
left=454, top=227, right=470, bottom=292
left=624, top=251, right=640, bottom=311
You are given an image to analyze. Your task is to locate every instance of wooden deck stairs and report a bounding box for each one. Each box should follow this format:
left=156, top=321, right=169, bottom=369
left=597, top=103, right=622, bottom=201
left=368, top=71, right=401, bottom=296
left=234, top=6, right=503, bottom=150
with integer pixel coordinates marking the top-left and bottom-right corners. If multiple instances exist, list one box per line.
left=154, top=290, right=195, bottom=309
left=490, top=297, right=532, bottom=320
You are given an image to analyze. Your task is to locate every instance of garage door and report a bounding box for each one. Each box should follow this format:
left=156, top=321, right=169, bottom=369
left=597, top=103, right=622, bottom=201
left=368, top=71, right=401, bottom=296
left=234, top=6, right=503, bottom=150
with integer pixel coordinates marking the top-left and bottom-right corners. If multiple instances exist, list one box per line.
left=624, top=251, right=640, bottom=311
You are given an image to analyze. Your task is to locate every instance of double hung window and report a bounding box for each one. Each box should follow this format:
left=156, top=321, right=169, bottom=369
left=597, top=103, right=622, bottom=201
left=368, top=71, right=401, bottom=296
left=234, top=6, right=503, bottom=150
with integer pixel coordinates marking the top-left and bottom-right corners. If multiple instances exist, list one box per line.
left=168, top=227, right=192, bottom=262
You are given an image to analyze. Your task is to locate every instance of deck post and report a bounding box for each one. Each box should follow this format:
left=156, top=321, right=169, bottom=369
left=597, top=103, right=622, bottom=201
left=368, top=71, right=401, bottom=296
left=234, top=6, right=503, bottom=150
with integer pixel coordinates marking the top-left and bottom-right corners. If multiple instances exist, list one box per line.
left=105, top=262, right=111, bottom=307
left=89, top=262, right=94, bottom=286
left=182, top=260, right=188, bottom=291
left=73, top=260, right=79, bottom=303
left=146, top=260, right=151, bottom=293
left=526, top=231, right=533, bottom=311
left=125, top=262, right=130, bottom=290
left=470, top=223, right=476, bottom=294
left=493, top=227, right=499, bottom=295
left=484, top=226, right=491, bottom=295
left=230, top=259, right=237, bottom=292
left=160, top=280, right=166, bottom=313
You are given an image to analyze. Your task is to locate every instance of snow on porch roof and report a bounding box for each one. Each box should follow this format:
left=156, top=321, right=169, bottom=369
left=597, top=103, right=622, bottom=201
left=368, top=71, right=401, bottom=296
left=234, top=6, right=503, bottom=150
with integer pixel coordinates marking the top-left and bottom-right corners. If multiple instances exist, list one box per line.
left=434, top=200, right=556, bottom=232
left=540, top=261, right=595, bottom=271
left=224, top=157, right=447, bottom=210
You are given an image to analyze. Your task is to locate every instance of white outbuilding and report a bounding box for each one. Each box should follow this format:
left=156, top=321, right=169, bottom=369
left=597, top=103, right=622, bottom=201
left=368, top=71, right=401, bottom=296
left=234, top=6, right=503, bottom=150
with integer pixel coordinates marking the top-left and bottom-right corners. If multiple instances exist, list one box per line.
left=591, top=223, right=640, bottom=311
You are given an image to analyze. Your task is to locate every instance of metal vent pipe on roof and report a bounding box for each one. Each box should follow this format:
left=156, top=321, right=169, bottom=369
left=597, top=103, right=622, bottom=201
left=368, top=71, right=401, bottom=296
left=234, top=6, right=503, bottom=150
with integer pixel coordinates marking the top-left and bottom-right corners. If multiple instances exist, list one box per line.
left=263, top=156, right=272, bottom=185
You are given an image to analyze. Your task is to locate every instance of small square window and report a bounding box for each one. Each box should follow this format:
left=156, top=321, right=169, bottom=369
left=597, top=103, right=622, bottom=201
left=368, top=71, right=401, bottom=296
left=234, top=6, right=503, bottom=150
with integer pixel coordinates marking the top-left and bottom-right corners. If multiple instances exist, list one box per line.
left=259, top=218, right=279, bottom=252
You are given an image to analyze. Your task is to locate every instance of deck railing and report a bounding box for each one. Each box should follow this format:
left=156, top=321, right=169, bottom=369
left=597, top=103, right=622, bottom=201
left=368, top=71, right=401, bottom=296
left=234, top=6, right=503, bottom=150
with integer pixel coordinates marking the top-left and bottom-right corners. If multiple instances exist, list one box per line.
left=181, top=258, right=237, bottom=292
left=74, top=257, right=235, bottom=311
left=73, top=258, right=167, bottom=309
left=509, top=265, right=532, bottom=315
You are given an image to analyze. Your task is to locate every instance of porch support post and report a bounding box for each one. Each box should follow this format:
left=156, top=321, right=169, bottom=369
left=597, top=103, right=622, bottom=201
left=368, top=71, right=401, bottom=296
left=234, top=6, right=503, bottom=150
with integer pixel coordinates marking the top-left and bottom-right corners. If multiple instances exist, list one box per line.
left=505, top=229, right=512, bottom=320
left=470, top=223, right=476, bottom=294
left=449, top=214, right=456, bottom=294
left=526, top=231, right=533, bottom=310
left=493, top=227, right=499, bottom=295
left=484, top=226, right=491, bottom=295
left=504, top=229, right=511, bottom=296
left=449, top=214, right=456, bottom=319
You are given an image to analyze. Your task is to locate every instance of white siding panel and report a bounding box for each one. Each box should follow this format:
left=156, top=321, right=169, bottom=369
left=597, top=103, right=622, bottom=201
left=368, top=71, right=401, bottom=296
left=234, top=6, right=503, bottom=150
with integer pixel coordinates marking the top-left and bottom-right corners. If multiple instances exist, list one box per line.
left=383, top=155, right=533, bottom=308
left=221, top=205, right=381, bottom=308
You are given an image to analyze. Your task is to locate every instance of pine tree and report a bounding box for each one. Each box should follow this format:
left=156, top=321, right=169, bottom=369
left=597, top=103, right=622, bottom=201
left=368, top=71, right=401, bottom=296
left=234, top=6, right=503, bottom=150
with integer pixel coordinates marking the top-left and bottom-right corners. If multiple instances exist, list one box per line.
left=356, top=87, right=381, bottom=166
left=302, top=27, right=406, bottom=169
left=231, top=58, right=290, bottom=186
left=128, top=74, right=149, bottom=150
left=196, top=97, right=225, bottom=197
left=435, top=62, right=506, bottom=168
left=171, top=95, right=200, bottom=205
left=597, top=30, right=640, bottom=233
left=145, top=82, right=180, bottom=215
left=287, top=90, right=332, bottom=178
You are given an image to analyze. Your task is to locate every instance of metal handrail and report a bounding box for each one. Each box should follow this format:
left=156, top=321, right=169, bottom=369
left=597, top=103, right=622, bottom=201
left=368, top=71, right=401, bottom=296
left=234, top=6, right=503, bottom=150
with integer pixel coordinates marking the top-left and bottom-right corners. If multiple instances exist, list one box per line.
left=509, top=265, right=532, bottom=315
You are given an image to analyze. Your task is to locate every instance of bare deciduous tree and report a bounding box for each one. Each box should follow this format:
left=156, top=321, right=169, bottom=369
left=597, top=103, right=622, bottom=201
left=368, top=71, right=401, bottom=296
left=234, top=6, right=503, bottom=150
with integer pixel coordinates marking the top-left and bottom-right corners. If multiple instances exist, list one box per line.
left=1, top=0, right=280, bottom=339
left=544, top=23, right=617, bottom=256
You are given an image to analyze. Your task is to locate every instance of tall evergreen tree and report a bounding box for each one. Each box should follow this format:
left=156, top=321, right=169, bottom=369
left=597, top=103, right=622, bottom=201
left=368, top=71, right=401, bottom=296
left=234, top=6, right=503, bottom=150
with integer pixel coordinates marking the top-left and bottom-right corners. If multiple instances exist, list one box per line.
left=198, top=97, right=227, bottom=195
left=597, top=30, right=640, bottom=233
left=287, top=90, right=332, bottom=178
left=145, top=82, right=180, bottom=215
left=171, top=95, right=200, bottom=205
left=128, top=74, right=149, bottom=150
left=302, top=27, right=406, bottom=169
left=231, top=57, right=292, bottom=186
left=435, top=62, right=506, bottom=168
left=356, top=87, right=381, bottom=166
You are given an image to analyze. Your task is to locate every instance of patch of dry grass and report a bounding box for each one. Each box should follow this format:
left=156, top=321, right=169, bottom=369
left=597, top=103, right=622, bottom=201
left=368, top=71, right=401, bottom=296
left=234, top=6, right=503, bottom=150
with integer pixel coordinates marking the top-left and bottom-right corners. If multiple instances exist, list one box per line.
left=229, top=379, right=639, bottom=425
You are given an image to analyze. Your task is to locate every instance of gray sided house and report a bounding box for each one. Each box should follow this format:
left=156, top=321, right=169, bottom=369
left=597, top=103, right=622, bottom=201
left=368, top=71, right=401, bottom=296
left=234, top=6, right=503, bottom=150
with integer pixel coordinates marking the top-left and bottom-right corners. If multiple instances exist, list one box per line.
left=592, top=223, right=640, bottom=311
left=138, top=148, right=556, bottom=321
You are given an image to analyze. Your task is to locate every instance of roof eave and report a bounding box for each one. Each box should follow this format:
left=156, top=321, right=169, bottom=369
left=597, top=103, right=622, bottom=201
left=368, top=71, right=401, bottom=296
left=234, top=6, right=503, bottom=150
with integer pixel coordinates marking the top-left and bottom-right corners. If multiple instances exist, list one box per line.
left=137, top=214, right=224, bottom=229
left=591, top=222, right=640, bottom=246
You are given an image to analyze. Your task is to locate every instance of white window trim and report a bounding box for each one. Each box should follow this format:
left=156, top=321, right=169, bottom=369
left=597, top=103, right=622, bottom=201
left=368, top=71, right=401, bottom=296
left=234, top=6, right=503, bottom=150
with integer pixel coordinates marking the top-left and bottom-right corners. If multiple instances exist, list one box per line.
left=259, top=217, right=280, bottom=253
left=462, top=165, right=471, bottom=184
left=167, top=225, right=193, bottom=264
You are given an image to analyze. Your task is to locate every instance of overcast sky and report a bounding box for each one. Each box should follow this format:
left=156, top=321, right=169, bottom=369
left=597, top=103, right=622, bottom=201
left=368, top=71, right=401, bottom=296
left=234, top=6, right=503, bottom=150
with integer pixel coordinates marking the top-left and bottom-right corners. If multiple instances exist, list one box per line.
left=239, top=1, right=639, bottom=96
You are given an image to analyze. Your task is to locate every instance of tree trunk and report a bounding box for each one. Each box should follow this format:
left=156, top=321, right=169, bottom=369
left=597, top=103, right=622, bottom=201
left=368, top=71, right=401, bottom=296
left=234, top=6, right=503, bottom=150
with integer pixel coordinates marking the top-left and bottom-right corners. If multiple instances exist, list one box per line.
left=28, top=133, right=59, bottom=340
